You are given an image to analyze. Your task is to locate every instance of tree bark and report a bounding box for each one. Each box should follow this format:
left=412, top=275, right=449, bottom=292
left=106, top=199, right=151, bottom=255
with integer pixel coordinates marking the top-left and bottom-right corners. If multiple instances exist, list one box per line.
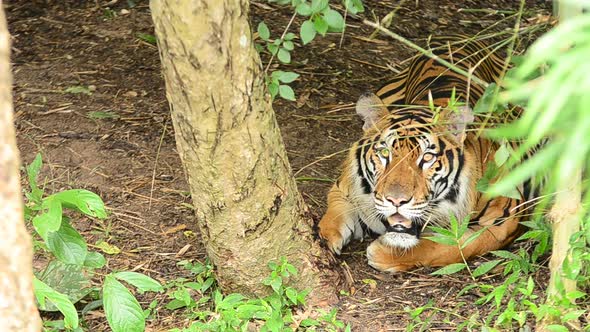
left=150, top=0, right=338, bottom=300
left=0, top=5, right=42, bottom=332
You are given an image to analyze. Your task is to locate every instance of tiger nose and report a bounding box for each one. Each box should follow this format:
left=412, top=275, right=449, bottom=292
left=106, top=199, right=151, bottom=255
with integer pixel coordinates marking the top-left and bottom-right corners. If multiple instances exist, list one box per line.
left=385, top=196, right=411, bottom=207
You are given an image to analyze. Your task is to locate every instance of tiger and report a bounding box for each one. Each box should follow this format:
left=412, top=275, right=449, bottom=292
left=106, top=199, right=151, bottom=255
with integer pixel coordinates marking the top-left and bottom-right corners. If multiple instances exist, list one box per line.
left=318, top=36, right=535, bottom=272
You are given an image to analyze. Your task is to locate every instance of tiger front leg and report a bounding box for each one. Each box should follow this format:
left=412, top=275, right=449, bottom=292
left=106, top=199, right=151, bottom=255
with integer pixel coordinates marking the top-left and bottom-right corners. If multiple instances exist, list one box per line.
left=366, top=237, right=454, bottom=272
left=367, top=212, right=521, bottom=272
left=318, top=184, right=360, bottom=255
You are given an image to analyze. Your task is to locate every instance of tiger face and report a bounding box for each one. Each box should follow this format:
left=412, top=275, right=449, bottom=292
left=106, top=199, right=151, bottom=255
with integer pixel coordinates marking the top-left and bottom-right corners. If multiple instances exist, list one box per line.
left=357, top=99, right=475, bottom=249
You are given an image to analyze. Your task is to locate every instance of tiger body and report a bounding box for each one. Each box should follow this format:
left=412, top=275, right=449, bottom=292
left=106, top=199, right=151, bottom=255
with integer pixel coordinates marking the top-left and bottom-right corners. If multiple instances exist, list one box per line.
left=319, top=37, right=532, bottom=272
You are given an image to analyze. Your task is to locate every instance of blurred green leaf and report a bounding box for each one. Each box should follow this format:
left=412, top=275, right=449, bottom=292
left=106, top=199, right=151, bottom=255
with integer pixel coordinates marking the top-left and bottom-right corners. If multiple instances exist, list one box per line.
left=51, top=189, right=107, bottom=219
left=257, top=21, right=270, bottom=40
left=431, top=263, right=467, bottom=275
left=279, top=85, right=295, bottom=101
left=103, top=275, right=145, bottom=332
left=300, top=20, right=317, bottom=45
left=313, top=16, right=329, bottom=35
left=36, top=260, right=93, bottom=312
left=472, top=260, right=502, bottom=277
left=324, top=9, right=344, bottom=31
left=47, top=221, right=87, bottom=265
left=34, top=277, right=79, bottom=329
left=113, top=271, right=164, bottom=293
left=137, top=33, right=156, bottom=45
left=277, top=48, right=291, bottom=63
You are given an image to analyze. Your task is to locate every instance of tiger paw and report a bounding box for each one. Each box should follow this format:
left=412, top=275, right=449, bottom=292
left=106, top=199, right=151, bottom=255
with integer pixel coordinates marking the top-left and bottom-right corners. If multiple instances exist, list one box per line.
left=366, top=239, right=415, bottom=273
left=319, top=227, right=345, bottom=255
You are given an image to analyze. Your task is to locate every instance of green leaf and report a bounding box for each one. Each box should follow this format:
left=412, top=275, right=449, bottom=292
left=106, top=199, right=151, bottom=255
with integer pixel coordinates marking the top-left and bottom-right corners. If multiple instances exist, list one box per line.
left=84, top=251, right=107, bottom=268
left=426, top=235, right=457, bottom=246
left=545, top=325, right=569, bottom=332
left=285, top=287, right=298, bottom=304
left=217, top=293, right=246, bottom=310
left=494, top=142, right=511, bottom=167
left=257, top=21, right=270, bottom=40
left=285, top=263, right=297, bottom=276
left=460, top=227, right=487, bottom=249
left=267, top=43, right=279, bottom=55
left=488, top=138, right=563, bottom=197
left=272, top=71, right=299, bottom=83
left=431, top=263, right=467, bottom=275
left=51, top=189, right=107, bottom=219
left=268, top=82, right=279, bottom=100
left=269, top=277, right=282, bottom=294
left=137, top=33, right=156, bottom=45
left=282, top=40, right=294, bottom=51
left=313, top=16, right=329, bottom=36
left=103, top=275, right=145, bottom=332
left=165, top=299, right=188, bottom=310
left=95, top=240, right=121, bottom=255
left=562, top=310, right=585, bottom=322
left=472, top=260, right=501, bottom=277
left=236, top=303, right=265, bottom=320
left=33, top=198, right=63, bottom=241
left=65, top=86, right=92, bottom=95
left=427, top=226, right=455, bottom=238
left=36, top=260, right=93, bottom=312
left=201, top=277, right=215, bottom=292
left=311, top=0, right=328, bottom=13
left=491, top=250, right=521, bottom=260
left=473, top=83, right=498, bottom=114
left=34, top=277, right=79, bottom=329
left=476, top=161, right=498, bottom=193
left=113, top=271, right=164, bottom=293
left=324, top=9, right=345, bottom=31
left=295, top=2, right=312, bottom=16
left=27, top=153, right=43, bottom=200
left=300, top=20, right=317, bottom=45
left=277, top=48, right=291, bottom=63
left=278, top=85, right=296, bottom=101
left=344, top=0, right=364, bottom=14
left=284, top=32, right=296, bottom=41
left=47, top=221, right=88, bottom=265
left=517, top=229, right=545, bottom=241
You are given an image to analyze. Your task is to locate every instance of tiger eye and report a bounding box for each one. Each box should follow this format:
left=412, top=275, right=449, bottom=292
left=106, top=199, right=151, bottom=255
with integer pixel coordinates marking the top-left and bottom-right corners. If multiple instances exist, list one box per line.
left=423, top=153, right=435, bottom=162
left=379, top=148, right=390, bottom=158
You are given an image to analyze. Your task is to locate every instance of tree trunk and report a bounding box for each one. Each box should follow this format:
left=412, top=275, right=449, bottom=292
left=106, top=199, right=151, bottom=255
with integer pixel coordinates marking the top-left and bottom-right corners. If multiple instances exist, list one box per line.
left=150, top=0, right=338, bottom=301
left=538, top=2, right=586, bottom=330
left=0, top=6, right=42, bottom=332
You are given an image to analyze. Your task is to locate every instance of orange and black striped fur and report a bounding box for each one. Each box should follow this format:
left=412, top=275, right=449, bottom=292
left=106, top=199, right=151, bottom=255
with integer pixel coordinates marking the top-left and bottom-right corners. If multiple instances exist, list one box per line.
left=319, top=36, right=534, bottom=272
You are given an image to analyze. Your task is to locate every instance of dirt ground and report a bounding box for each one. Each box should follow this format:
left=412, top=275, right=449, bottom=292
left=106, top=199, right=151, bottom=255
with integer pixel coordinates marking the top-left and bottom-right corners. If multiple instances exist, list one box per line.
left=7, top=0, right=553, bottom=330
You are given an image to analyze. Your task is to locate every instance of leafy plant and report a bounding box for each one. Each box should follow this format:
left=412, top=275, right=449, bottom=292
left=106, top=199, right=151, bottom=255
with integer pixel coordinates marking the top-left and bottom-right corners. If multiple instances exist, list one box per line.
left=255, top=0, right=364, bottom=101
left=164, top=260, right=215, bottom=313
left=25, top=154, right=163, bottom=332
left=169, top=257, right=349, bottom=332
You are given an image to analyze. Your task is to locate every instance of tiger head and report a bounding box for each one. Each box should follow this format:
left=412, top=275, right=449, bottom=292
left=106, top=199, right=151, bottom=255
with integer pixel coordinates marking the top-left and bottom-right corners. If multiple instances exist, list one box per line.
left=355, top=92, right=476, bottom=249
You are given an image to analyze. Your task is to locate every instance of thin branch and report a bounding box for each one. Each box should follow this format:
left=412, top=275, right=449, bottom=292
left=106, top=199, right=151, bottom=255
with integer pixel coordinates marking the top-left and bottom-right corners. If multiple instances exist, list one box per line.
left=362, top=19, right=489, bottom=88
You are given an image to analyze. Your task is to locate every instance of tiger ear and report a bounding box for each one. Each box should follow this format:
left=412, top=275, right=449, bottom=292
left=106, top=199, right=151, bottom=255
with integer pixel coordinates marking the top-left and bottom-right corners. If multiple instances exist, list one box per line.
left=443, top=105, right=474, bottom=144
left=356, top=92, right=388, bottom=131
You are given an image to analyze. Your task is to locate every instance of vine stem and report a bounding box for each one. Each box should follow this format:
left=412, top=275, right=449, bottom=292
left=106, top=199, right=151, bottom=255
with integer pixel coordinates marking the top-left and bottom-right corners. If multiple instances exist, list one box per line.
left=362, top=19, right=489, bottom=88
left=457, top=242, right=476, bottom=282
left=263, top=12, right=297, bottom=75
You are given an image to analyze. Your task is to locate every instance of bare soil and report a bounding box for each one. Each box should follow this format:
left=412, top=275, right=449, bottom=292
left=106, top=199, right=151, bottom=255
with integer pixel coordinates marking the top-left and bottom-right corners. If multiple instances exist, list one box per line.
left=7, top=0, right=552, bottom=330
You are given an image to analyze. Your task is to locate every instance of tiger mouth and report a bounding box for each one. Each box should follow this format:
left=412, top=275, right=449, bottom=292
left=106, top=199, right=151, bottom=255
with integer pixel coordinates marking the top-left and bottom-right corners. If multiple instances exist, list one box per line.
left=386, top=214, right=417, bottom=235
